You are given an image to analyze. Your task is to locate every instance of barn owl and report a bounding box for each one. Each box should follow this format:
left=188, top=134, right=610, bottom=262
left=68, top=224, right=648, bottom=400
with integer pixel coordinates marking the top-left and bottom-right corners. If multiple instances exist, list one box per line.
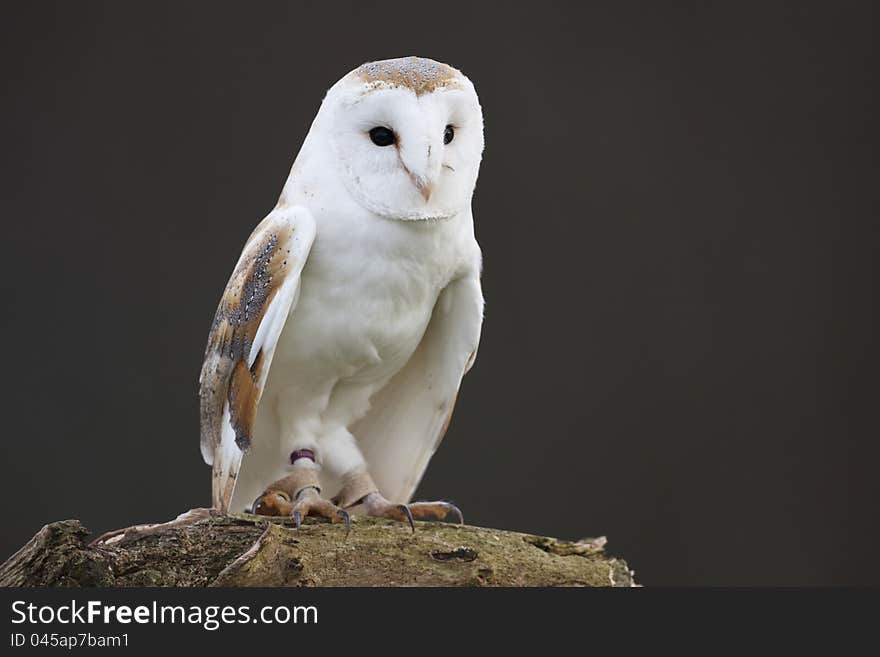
left=198, top=57, right=485, bottom=531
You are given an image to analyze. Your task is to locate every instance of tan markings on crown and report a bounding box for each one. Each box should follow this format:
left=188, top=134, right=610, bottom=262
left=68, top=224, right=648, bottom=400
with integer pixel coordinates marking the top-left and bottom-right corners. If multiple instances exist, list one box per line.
left=356, top=57, right=461, bottom=95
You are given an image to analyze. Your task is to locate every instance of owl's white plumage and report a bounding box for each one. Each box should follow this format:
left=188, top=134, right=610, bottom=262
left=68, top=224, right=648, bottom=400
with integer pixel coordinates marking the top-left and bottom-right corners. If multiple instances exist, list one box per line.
left=199, top=57, right=484, bottom=514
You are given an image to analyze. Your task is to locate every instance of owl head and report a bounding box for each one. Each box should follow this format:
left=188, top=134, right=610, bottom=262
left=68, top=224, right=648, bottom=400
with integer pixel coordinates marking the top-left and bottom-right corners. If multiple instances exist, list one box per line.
left=311, top=56, right=484, bottom=222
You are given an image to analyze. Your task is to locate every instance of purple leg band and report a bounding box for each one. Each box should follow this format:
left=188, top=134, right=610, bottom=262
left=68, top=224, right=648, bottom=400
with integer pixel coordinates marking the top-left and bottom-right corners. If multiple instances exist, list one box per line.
left=290, top=449, right=316, bottom=464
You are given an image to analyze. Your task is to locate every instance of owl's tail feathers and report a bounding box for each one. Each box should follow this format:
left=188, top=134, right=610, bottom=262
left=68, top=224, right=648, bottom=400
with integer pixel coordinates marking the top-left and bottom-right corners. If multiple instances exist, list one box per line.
left=210, top=403, right=244, bottom=512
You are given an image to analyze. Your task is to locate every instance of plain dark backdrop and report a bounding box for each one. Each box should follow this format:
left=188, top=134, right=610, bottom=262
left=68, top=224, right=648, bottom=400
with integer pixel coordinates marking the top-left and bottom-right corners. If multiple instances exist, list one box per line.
left=1, top=2, right=876, bottom=585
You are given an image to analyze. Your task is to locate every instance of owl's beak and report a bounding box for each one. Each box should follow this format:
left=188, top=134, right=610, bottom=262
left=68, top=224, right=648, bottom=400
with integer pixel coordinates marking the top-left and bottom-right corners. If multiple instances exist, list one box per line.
left=411, top=174, right=434, bottom=202
left=401, top=143, right=439, bottom=203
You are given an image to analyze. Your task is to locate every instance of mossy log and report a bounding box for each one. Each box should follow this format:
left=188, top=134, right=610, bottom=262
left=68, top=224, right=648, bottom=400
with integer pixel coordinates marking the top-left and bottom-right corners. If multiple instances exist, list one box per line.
left=0, top=512, right=636, bottom=587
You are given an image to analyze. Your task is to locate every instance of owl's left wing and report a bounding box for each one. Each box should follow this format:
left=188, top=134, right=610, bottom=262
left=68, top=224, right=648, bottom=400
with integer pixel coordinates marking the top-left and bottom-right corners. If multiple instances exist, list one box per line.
left=199, top=205, right=316, bottom=511
left=349, top=270, right=484, bottom=504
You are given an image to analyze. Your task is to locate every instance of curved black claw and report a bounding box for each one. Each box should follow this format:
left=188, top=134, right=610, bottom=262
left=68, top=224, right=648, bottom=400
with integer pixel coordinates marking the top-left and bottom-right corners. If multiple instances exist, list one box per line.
left=249, top=494, right=264, bottom=515
left=398, top=504, right=416, bottom=533
left=292, top=510, right=302, bottom=529
left=338, top=509, right=351, bottom=539
left=446, top=504, right=464, bottom=525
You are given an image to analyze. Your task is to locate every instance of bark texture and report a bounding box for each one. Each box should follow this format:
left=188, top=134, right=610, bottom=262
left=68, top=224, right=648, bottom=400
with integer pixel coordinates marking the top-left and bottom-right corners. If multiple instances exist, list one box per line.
left=0, top=513, right=636, bottom=587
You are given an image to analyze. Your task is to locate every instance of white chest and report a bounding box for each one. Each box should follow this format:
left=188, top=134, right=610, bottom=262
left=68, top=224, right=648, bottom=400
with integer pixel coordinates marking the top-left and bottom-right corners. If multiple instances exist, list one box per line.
left=273, top=210, right=469, bottom=384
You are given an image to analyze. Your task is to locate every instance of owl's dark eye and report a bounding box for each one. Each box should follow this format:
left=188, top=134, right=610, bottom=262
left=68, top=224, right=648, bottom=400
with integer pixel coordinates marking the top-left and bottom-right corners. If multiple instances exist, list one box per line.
left=444, top=125, right=455, bottom=145
left=369, top=126, right=396, bottom=147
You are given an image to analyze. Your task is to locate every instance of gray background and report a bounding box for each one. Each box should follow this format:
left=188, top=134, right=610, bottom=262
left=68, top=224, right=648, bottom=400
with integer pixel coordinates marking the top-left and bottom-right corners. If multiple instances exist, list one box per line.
left=1, top=2, right=876, bottom=585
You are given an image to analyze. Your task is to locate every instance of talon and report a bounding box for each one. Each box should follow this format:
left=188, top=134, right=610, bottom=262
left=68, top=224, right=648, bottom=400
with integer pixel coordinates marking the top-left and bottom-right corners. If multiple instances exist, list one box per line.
left=447, top=504, right=464, bottom=525
left=338, top=509, right=351, bottom=538
left=293, top=509, right=302, bottom=529
left=362, top=492, right=463, bottom=529
left=398, top=504, right=415, bottom=533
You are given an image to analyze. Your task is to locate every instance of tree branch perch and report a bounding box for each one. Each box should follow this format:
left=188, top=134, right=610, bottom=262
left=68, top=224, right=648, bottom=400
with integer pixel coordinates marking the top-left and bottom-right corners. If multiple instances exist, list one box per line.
left=0, top=513, right=637, bottom=587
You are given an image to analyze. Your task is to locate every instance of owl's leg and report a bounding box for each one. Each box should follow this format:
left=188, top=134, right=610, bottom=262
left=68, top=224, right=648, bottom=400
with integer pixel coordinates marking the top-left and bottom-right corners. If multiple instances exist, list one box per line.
left=251, top=398, right=350, bottom=532
left=251, top=455, right=351, bottom=535
left=332, top=472, right=464, bottom=531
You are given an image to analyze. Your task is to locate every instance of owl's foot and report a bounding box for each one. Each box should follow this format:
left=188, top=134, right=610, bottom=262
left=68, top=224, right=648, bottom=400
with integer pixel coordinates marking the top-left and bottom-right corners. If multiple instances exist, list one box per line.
left=88, top=508, right=215, bottom=547
left=360, top=493, right=463, bottom=532
left=332, top=472, right=464, bottom=532
left=252, top=471, right=350, bottom=538
left=253, top=488, right=350, bottom=534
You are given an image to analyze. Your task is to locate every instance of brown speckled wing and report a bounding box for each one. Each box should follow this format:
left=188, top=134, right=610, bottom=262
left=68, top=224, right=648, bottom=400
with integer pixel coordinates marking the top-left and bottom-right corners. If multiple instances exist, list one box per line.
left=198, top=207, right=316, bottom=510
